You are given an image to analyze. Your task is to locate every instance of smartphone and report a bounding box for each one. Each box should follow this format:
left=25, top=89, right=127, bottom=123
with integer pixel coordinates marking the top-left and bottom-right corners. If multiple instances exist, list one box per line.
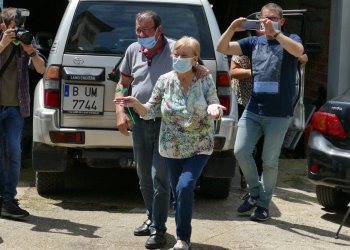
left=241, top=19, right=261, bottom=30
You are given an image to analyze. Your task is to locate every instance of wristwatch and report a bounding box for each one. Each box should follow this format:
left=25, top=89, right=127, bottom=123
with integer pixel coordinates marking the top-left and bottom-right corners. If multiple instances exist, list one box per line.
left=274, top=31, right=282, bottom=39
left=29, top=51, right=37, bottom=57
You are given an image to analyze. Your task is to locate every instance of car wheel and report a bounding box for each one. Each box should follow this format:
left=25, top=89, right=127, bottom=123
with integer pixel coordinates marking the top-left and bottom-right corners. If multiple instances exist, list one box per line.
left=316, top=185, right=350, bottom=211
left=36, top=171, right=66, bottom=195
left=198, top=177, right=231, bottom=199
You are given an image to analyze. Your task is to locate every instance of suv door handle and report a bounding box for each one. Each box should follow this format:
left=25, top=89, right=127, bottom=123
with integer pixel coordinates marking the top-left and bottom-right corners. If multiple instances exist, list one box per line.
left=214, top=119, right=221, bottom=134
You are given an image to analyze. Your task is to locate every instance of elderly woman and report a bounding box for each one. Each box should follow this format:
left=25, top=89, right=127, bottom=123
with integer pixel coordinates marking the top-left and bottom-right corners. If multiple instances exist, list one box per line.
left=114, top=36, right=225, bottom=250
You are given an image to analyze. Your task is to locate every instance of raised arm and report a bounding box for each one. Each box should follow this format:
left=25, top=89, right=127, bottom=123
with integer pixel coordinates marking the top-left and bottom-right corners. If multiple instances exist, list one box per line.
left=262, top=18, right=304, bottom=58
left=216, top=17, right=246, bottom=56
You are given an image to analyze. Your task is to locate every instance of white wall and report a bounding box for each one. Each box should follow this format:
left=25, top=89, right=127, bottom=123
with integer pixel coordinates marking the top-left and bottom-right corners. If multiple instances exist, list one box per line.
left=327, top=0, right=350, bottom=99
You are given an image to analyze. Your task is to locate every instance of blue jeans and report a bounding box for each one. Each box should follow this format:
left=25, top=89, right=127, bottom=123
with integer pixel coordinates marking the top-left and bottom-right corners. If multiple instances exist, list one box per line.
left=132, top=116, right=170, bottom=234
left=0, top=106, right=24, bottom=202
left=234, top=110, right=291, bottom=209
left=165, top=154, right=209, bottom=242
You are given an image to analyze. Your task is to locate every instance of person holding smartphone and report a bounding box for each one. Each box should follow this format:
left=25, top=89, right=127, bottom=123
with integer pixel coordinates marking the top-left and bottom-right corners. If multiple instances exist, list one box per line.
left=229, top=28, right=265, bottom=190
left=217, top=3, right=304, bottom=221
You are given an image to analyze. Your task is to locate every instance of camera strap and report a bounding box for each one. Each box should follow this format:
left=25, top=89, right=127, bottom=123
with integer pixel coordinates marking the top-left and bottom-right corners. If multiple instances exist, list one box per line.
left=0, top=45, right=17, bottom=77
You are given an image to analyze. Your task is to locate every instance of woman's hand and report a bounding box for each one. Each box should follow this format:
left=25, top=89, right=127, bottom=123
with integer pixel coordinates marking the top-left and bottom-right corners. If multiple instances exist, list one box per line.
left=114, top=96, right=139, bottom=107
left=114, top=96, right=147, bottom=118
left=207, top=104, right=227, bottom=120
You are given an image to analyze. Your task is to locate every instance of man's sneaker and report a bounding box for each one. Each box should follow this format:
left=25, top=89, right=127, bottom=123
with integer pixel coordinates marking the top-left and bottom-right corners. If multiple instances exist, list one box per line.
left=1, top=199, right=30, bottom=218
left=250, top=206, right=269, bottom=221
left=237, top=195, right=257, bottom=213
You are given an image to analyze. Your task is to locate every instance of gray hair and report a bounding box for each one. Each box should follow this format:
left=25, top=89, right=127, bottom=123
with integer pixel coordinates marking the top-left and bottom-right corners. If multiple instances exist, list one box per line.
left=136, top=10, right=162, bottom=28
left=261, top=3, right=283, bottom=18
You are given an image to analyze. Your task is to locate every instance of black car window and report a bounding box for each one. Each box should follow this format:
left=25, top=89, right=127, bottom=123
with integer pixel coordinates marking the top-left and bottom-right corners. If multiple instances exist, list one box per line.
left=65, top=2, right=215, bottom=59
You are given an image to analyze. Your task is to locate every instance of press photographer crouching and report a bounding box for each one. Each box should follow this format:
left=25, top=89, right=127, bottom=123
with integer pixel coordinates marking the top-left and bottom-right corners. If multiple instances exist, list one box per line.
left=0, top=7, right=46, bottom=218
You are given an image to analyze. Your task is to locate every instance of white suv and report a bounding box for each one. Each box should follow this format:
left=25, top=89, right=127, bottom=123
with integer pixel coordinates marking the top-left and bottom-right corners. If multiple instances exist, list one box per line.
left=32, top=0, right=238, bottom=197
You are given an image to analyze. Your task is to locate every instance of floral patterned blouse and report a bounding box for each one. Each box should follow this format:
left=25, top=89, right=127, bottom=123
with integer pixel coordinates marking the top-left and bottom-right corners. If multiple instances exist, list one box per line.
left=143, top=70, right=220, bottom=159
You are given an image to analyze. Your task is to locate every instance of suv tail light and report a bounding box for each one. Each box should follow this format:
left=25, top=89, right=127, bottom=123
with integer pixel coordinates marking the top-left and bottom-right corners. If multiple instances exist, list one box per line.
left=49, top=131, right=85, bottom=144
left=309, top=164, right=319, bottom=174
left=312, top=111, right=346, bottom=139
left=44, top=65, right=61, bottom=108
left=216, top=71, right=231, bottom=115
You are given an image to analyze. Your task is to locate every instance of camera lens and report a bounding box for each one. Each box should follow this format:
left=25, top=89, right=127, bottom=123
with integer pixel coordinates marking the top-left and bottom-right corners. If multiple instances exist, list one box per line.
left=15, top=28, right=33, bottom=45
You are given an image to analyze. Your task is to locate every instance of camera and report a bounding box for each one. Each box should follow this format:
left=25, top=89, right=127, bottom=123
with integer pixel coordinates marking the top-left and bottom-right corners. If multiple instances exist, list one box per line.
left=14, top=8, right=33, bottom=45
left=14, top=27, right=33, bottom=45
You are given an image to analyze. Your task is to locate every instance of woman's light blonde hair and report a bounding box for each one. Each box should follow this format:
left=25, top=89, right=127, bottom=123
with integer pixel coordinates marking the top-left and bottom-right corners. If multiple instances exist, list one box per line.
left=173, top=36, right=200, bottom=58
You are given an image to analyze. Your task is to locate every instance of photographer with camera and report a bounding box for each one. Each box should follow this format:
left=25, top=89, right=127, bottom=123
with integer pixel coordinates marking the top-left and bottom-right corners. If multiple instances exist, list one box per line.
left=0, top=7, right=45, bottom=218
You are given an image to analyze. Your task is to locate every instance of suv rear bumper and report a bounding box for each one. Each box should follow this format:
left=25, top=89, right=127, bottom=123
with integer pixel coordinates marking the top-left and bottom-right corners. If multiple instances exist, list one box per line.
left=33, top=107, right=133, bottom=148
left=307, top=130, right=350, bottom=191
left=33, top=88, right=238, bottom=174
left=32, top=142, right=135, bottom=172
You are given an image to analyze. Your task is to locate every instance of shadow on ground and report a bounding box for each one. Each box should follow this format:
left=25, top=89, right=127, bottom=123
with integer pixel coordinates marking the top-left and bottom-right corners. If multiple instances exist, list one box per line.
left=19, top=158, right=350, bottom=246
left=1, top=214, right=100, bottom=238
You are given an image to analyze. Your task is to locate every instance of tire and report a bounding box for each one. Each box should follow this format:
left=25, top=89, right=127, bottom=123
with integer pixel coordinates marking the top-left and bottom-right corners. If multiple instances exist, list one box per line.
left=36, top=171, right=66, bottom=195
left=198, top=177, right=231, bottom=199
left=316, top=185, right=350, bottom=211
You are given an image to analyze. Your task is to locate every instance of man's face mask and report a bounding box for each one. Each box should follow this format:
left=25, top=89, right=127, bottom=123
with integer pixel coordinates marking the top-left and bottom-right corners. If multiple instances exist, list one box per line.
left=138, top=36, right=156, bottom=49
left=272, top=21, right=280, bottom=31
left=138, top=28, right=159, bottom=49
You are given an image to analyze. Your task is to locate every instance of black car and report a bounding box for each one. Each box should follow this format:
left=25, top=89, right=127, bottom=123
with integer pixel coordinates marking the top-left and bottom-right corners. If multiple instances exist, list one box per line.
left=307, top=88, right=350, bottom=210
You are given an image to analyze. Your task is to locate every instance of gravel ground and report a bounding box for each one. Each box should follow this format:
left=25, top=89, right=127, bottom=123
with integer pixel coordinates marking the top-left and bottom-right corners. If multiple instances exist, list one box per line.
left=1, top=159, right=350, bottom=249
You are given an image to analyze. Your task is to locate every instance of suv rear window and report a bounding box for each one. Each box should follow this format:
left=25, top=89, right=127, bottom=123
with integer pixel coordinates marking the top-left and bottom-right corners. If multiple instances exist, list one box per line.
left=65, top=2, right=215, bottom=59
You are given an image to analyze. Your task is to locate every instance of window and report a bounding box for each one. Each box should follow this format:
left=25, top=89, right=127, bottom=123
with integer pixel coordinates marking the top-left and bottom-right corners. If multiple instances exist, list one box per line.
left=65, top=2, right=215, bottom=59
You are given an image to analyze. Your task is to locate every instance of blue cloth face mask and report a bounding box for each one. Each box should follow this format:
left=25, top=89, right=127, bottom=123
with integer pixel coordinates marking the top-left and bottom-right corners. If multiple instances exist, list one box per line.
left=172, top=57, right=193, bottom=73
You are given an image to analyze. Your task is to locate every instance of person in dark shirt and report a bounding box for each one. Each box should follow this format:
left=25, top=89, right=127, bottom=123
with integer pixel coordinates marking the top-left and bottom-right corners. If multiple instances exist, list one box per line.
left=0, top=7, right=46, bottom=218
left=217, top=3, right=304, bottom=221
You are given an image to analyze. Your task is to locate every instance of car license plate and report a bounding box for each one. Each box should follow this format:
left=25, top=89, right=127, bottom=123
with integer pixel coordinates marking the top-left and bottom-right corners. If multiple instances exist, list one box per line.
left=63, top=84, right=104, bottom=115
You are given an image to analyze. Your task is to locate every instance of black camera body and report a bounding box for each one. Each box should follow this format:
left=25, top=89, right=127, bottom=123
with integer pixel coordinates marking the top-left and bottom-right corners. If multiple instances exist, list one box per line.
left=14, top=27, right=33, bottom=45
left=14, top=8, right=33, bottom=45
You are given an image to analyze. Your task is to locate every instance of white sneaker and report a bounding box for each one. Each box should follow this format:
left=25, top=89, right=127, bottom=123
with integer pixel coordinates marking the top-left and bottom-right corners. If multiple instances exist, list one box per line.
left=172, top=240, right=191, bottom=250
